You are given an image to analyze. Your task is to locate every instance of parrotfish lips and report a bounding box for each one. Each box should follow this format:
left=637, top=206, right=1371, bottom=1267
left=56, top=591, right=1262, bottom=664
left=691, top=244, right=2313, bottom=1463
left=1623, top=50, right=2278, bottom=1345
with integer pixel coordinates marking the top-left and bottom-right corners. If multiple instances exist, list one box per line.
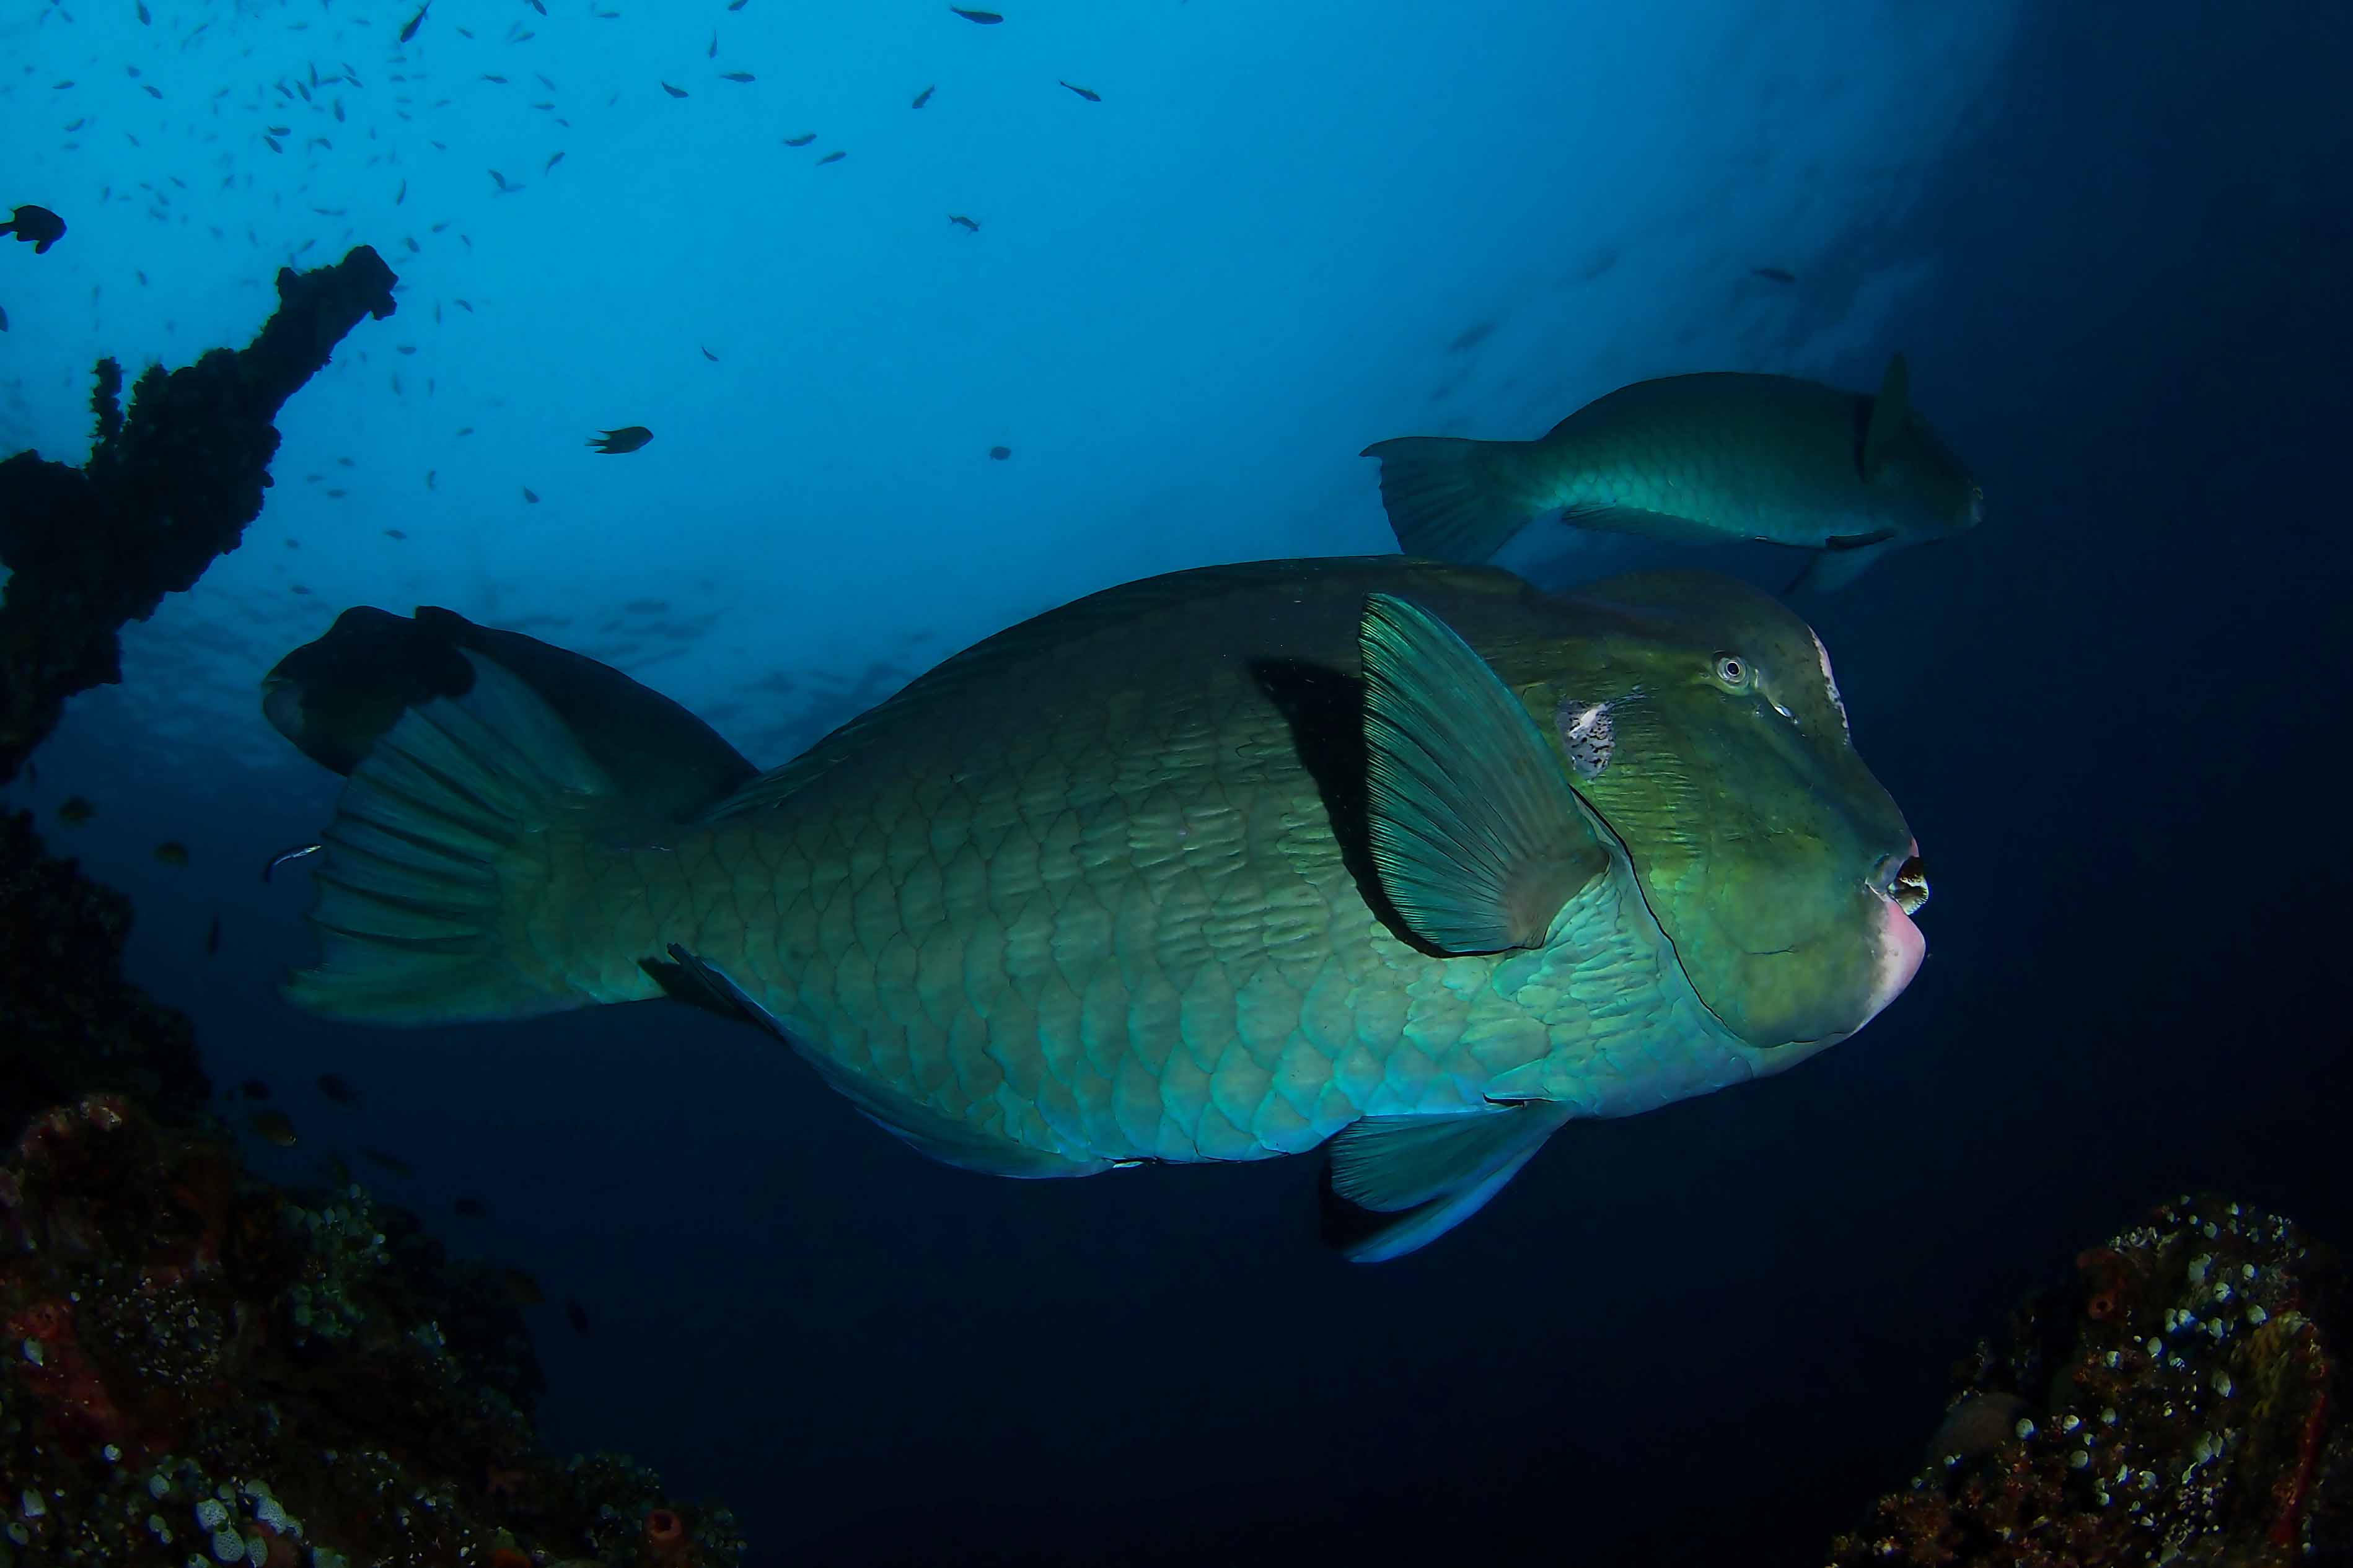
left=1858, top=844, right=1929, bottom=1030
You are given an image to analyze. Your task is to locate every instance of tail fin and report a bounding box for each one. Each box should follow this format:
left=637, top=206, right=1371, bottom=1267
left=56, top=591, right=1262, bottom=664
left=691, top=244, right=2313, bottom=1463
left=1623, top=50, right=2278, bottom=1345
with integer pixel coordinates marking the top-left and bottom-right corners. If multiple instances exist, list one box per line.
left=281, top=650, right=617, bottom=1026
left=1359, top=437, right=1539, bottom=563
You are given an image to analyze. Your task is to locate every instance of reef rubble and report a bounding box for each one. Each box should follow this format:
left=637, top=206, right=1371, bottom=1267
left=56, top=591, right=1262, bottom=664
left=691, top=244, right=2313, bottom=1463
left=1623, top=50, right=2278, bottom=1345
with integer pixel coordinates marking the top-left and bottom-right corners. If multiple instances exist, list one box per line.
left=1, top=250, right=741, bottom=1567
left=1827, top=1194, right=2348, bottom=1567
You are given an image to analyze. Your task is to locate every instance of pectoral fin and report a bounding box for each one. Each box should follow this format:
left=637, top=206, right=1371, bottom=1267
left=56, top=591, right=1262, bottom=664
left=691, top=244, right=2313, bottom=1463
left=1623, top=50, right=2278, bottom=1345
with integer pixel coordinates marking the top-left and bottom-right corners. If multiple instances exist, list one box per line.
left=1783, top=531, right=1897, bottom=595
left=1860, top=351, right=1912, bottom=480
left=1321, top=1104, right=1575, bottom=1263
left=1357, top=593, right=1610, bottom=953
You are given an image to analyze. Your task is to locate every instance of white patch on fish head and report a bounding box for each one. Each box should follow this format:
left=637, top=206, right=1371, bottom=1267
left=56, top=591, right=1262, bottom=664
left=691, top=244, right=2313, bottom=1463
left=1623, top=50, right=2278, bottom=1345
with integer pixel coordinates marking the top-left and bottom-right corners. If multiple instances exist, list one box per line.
left=1553, top=691, right=1639, bottom=779
left=1809, top=629, right=1849, bottom=737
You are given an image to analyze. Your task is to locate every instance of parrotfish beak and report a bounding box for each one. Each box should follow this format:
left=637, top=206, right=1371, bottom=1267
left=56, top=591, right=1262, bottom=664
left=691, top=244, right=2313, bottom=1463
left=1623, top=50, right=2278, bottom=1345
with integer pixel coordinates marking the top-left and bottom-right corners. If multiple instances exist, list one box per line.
left=1857, top=844, right=1929, bottom=1030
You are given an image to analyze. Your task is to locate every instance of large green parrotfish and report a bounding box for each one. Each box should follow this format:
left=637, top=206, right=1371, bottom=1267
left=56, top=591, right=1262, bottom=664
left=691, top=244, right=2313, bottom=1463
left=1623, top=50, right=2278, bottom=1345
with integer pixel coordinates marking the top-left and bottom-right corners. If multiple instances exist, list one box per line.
left=279, top=559, right=1929, bottom=1261
left=1361, top=354, right=1983, bottom=593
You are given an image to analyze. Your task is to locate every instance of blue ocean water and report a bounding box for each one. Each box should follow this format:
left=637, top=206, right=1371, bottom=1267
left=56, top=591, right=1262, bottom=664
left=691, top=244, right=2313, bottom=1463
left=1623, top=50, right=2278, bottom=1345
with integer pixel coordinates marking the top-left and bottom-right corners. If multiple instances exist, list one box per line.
left=3, top=1, right=2347, bottom=1563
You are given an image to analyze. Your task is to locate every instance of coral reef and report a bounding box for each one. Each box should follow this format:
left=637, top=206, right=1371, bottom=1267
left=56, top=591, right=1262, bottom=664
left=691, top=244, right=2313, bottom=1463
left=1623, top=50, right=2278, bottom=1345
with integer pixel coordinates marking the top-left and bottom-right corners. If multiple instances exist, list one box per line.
left=1, top=253, right=743, bottom=1566
left=0, top=1087, right=742, bottom=1567
left=1827, top=1194, right=2348, bottom=1566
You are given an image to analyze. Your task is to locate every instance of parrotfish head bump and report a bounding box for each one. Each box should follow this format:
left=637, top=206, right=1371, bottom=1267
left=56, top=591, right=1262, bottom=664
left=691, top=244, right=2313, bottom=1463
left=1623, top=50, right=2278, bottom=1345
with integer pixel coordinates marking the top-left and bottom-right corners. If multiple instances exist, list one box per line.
left=1536, top=571, right=1926, bottom=1061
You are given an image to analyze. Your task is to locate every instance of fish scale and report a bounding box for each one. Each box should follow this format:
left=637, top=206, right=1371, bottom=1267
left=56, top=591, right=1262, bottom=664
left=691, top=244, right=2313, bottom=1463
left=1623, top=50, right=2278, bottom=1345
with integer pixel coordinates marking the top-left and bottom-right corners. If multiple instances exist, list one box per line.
left=517, top=561, right=1707, bottom=1169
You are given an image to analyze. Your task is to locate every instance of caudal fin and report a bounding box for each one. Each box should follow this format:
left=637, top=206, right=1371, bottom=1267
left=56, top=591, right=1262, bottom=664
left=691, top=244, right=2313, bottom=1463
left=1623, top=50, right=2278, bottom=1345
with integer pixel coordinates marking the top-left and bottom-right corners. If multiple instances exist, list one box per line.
left=1359, top=436, right=1540, bottom=563
left=281, top=650, right=617, bottom=1026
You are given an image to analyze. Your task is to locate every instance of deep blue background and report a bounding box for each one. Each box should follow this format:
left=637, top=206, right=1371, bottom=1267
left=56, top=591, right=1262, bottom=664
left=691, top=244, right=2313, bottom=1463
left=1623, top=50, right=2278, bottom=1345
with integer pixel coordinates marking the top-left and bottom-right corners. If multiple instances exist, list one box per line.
left=7, top=2, right=2350, bottom=1564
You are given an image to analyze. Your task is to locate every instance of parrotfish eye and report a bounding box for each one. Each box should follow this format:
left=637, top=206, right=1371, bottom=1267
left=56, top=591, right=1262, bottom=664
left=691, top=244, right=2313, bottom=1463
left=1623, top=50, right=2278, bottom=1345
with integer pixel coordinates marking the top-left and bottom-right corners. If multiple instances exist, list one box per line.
left=1710, top=653, right=1749, bottom=690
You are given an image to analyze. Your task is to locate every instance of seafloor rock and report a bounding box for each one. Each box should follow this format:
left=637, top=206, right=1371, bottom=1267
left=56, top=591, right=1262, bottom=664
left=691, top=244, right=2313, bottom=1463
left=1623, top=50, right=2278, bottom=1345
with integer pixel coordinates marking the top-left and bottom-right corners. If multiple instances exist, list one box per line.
left=1, top=253, right=744, bottom=1566
left=1827, top=1195, right=2348, bottom=1566
left=0, top=1087, right=742, bottom=1566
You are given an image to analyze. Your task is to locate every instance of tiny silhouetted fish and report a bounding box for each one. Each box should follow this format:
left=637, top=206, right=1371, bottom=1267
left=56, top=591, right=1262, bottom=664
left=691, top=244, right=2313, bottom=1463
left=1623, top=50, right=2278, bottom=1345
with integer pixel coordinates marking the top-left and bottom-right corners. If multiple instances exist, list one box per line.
left=782, top=132, right=814, bottom=146
left=137, top=0, right=151, bottom=21
left=661, top=81, right=688, bottom=98
left=721, top=71, right=754, bottom=83
left=949, top=214, right=980, bottom=233
left=1, top=205, right=68, bottom=254
left=912, top=84, right=934, bottom=108
left=589, top=426, right=653, bottom=454
left=317, top=1073, right=360, bottom=1106
left=240, top=1079, right=270, bottom=1102
left=57, top=795, right=95, bottom=825
left=142, top=84, right=163, bottom=99
left=358, top=1147, right=415, bottom=1178
left=488, top=169, right=519, bottom=193
left=249, top=1110, right=299, bottom=1148
left=154, top=841, right=190, bottom=867
left=700, top=344, right=718, bottom=361
left=386, top=528, right=408, bottom=539
left=522, top=486, right=539, bottom=503
left=1059, top=81, right=1100, bottom=102
left=817, top=149, right=845, bottom=164
left=951, top=6, right=1003, bottom=22
left=1, top=305, right=10, bottom=333
left=1751, top=266, right=1797, bottom=284
left=566, top=1299, right=591, bottom=1334
left=262, top=843, right=322, bottom=882
left=395, top=178, right=406, bottom=204
left=988, top=445, right=1011, bottom=460
left=453, top=1196, right=488, bottom=1217
left=729, top=0, right=747, bottom=10
left=205, top=914, right=222, bottom=955
left=399, top=3, right=429, bottom=44
left=546, top=151, right=565, bottom=172
left=482, top=74, right=508, bottom=85
left=708, top=30, right=717, bottom=58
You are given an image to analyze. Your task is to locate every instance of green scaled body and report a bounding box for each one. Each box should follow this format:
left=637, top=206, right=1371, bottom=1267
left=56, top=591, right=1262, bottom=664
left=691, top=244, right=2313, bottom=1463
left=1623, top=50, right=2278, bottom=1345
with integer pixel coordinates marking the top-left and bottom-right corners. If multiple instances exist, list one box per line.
left=283, top=557, right=1926, bottom=1259
left=1362, top=355, right=1983, bottom=592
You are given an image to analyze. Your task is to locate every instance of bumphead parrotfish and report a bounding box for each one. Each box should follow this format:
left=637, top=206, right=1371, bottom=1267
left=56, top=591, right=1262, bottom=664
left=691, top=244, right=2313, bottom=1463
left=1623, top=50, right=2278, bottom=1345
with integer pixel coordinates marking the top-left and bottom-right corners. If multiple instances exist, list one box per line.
left=262, top=605, right=755, bottom=825
left=1362, top=354, right=1981, bottom=593
left=281, top=559, right=1928, bottom=1261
